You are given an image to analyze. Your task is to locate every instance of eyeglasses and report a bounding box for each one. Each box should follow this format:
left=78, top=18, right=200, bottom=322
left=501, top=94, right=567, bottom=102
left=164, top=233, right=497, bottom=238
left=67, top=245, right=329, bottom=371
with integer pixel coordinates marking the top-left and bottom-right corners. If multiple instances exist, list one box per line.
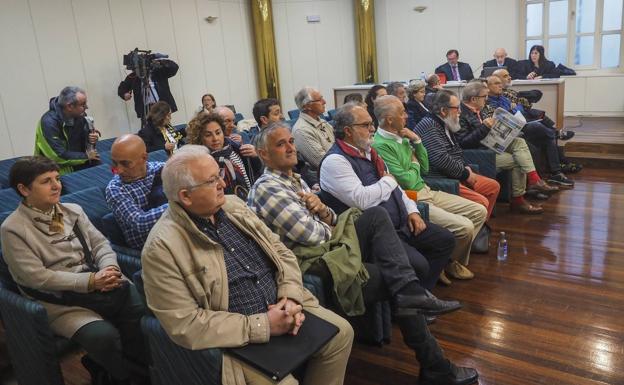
left=474, top=95, right=488, bottom=99
left=186, top=174, right=223, bottom=191
left=351, top=121, right=374, bottom=129
left=446, top=105, right=461, bottom=110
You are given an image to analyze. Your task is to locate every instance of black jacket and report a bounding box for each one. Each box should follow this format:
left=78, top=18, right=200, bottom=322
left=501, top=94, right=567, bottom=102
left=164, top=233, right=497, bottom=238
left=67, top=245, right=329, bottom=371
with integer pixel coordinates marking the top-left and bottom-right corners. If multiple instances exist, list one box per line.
left=434, top=62, right=474, bottom=81
left=118, top=59, right=179, bottom=118
left=480, top=58, right=520, bottom=79
left=516, top=59, right=560, bottom=79
left=137, top=121, right=185, bottom=153
left=457, top=103, right=489, bottom=149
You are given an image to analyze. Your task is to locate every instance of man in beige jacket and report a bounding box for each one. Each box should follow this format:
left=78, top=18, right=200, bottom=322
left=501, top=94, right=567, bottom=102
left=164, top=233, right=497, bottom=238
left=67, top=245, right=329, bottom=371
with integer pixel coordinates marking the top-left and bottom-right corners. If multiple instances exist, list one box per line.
left=141, top=145, right=353, bottom=385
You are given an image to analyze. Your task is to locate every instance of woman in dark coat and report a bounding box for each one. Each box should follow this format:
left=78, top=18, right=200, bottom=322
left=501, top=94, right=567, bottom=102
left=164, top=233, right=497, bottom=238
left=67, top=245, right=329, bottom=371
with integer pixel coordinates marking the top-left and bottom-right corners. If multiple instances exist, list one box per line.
left=364, top=85, right=387, bottom=128
left=517, top=45, right=560, bottom=79
left=138, top=101, right=185, bottom=154
left=405, top=80, right=431, bottom=129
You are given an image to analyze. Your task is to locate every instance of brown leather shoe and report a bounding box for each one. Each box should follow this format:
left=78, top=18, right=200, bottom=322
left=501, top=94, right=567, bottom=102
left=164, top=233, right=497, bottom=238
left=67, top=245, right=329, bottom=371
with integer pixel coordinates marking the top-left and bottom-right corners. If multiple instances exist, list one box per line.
left=438, top=271, right=452, bottom=286
left=445, top=261, right=474, bottom=280
left=511, top=200, right=544, bottom=214
left=527, top=179, right=559, bottom=194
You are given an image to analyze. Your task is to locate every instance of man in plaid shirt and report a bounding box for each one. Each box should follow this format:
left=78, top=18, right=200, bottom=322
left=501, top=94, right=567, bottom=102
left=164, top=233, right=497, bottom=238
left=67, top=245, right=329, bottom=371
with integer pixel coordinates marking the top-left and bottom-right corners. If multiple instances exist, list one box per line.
left=106, top=135, right=168, bottom=249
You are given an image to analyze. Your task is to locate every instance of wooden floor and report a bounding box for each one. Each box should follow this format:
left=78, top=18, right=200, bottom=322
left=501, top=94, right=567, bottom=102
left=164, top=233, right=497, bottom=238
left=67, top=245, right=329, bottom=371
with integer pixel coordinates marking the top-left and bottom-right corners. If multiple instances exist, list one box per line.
left=1, top=167, right=623, bottom=385
left=346, top=168, right=624, bottom=385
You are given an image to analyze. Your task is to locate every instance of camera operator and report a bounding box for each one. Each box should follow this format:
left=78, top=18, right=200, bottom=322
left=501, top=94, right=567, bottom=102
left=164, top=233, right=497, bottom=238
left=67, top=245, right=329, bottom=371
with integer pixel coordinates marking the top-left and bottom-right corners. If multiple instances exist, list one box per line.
left=117, top=50, right=179, bottom=122
left=35, top=86, right=101, bottom=175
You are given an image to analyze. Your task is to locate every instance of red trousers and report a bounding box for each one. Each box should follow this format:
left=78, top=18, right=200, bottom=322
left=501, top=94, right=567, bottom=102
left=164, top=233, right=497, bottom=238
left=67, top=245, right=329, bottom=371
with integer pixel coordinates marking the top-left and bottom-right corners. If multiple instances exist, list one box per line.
left=459, top=174, right=500, bottom=220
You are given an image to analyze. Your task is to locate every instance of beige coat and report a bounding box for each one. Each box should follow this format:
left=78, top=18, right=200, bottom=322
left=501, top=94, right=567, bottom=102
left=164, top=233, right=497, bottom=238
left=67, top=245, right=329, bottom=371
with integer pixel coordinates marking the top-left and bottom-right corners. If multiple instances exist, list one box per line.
left=141, top=196, right=319, bottom=385
left=0, top=203, right=118, bottom=338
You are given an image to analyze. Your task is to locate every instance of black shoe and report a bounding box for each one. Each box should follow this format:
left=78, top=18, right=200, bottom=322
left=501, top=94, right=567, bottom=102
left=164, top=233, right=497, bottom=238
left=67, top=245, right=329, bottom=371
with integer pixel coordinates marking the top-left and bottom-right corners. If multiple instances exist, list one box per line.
left=525, top=190, right=550, bottom=200
left=419, top=362, right=479, bottom=385
left=393, top=290, right=462, bottom=317
left=558, top=130, right=575, bottom=140
left=547, top=172, right=574, bottom=188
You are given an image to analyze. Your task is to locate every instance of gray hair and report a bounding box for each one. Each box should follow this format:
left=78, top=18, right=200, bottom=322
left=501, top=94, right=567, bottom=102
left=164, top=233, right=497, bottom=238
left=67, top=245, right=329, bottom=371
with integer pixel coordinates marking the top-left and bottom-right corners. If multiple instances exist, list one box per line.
left=333, top=103, right=359, bottom=140
left=58, top=86, right=86, bottom=107
left=255, top=121, right=292, bottom=151
left=462, top=81, right=488, bottom=102
left=407, top=80, right=426, bottom=100
left=294, top=87, right=317, bottom=110
left=430, top=89, right=457, bottom=115
left=373, top=95, right=402, bottom=128
left=162, top=145, right=212, bottom=202
left=385, top=82, right=405, bottom=97
left=213, top=105, right=234, bottom=118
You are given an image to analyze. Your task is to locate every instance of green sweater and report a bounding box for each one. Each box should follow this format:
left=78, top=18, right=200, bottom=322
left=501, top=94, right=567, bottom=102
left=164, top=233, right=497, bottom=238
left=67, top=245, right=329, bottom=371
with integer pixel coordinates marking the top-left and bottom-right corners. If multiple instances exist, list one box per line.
left=372, top=130, right=429, bottom=192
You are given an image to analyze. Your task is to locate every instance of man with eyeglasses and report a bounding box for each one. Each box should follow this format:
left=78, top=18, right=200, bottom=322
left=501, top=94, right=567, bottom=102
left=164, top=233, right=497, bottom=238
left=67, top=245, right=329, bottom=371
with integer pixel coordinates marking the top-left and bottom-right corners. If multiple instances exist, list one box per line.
left=457, top=81, right=556, bottom=214
left=414, top=90, right=501, bottom=221
left=105, top=134, right=168, bottom=250
left=142, top=144, right=354, bottom=385
left=372, top=95, right=487, bottom=283
left=292, top=87, right=335, bottom=171
left=35, top=86, right=101, bottom=174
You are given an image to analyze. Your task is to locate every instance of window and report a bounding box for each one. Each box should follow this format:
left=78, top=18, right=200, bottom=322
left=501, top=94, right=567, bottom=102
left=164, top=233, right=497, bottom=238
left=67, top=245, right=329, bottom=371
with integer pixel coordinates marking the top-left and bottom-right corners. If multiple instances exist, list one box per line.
left=523, top=0, right=623, bottom=69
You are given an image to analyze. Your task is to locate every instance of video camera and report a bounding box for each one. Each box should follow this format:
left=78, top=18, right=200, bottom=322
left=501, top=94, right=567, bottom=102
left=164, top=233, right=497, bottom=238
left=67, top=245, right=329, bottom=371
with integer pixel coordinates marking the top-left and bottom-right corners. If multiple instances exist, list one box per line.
left=123, top=48, right=169, bottom=79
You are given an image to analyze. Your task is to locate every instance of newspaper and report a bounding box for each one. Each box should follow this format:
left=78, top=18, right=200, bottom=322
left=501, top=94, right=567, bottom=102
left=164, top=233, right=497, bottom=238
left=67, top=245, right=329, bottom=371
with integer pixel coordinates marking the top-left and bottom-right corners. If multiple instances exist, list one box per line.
left=479, top=107, right=526, bottom=154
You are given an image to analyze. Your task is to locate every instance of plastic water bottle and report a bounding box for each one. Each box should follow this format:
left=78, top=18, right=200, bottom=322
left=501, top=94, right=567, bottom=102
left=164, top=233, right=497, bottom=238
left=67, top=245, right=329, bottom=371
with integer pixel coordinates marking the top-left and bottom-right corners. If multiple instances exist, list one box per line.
left=497, top=232, right=508, bottom=261
left=420, top=71, right=426, bottom=81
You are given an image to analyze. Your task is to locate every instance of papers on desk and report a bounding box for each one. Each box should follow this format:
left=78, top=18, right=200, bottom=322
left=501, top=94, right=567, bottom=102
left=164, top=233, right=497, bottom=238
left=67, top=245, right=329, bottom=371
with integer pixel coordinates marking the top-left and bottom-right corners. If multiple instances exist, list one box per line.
left=480, top=108, right=525, bottom=154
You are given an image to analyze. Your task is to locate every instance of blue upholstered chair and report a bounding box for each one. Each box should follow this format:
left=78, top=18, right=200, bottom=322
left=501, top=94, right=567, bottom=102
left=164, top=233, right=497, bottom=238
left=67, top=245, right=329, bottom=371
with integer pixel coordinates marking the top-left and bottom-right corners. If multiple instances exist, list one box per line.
left=96, top=137, right=116, bottom=152
left=0, top=250, right=143, bottom=385
left=0, top=157, right=19, bottom=189
left=60, top=187, right=110, bottom=233
left=148, top=150, right=169, bottom=162
left=60, top=164, right=113, bottom=195
left=288, top=109, right=300, bottom=120
left=0, top=188, right=22, bottom=213
left=234, top=113, right=244, bottom=124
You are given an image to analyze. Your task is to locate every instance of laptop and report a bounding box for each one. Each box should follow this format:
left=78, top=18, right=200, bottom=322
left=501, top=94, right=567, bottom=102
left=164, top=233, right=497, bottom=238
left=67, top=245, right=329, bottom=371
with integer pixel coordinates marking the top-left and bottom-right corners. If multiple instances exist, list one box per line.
left=228, top=311, right=339, bottom=381
left=482, top=66, right=507, bottom=77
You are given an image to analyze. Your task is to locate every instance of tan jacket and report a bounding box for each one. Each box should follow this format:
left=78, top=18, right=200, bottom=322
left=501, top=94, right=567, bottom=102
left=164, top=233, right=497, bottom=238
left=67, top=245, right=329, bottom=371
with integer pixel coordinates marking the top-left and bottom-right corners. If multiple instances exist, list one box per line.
left=0, top=203, right=118, bottom=338
left=141, top=196, right=319, bottom=385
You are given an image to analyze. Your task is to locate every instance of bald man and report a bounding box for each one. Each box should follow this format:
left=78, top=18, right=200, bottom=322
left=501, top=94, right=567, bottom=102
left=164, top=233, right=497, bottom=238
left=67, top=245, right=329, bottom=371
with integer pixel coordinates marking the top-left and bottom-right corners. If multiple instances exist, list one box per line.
left=480, top=48, right=519, bottom=79
left=105, top=134, right=168, bottom=249
left=214, top=106, right=243, bottom=144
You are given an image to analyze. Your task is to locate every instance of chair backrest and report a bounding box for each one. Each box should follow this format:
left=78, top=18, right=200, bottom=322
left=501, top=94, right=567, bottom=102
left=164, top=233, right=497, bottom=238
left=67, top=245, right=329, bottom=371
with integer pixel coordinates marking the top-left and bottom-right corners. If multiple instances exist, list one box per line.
left=96, top=137, right=116, bottom=152
left=141, top=316, right=222, bottom=385
left=0, top=188, right=22, bottom=213
left=148, top=150, right=169, bottom=162
left=0, top=157, right=19, bottom=189
left=60, top=187, right=110, bottom=233
left=60, top=164, right=113, bottom=195
left=327, top=109, right=338, bottom=120
left=101, top=212, right=128, bottom=247
left=288, top=109, right=300, bottom=120
left=234, top=113, right=244, bottom=124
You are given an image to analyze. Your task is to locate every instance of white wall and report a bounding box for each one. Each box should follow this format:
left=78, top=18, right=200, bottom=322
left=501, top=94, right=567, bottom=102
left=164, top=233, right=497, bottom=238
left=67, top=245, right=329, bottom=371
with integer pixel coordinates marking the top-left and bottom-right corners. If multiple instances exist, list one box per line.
left=376, top=0, right=521, bottom=82
left=272, top=0, right=358, bottom=114
left=0, top=0, right=258, bottom=159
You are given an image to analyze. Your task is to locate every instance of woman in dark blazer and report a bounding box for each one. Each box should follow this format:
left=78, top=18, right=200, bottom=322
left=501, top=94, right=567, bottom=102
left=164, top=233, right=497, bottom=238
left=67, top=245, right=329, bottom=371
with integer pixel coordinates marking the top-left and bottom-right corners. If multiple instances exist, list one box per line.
left=405, top=80, right=431, bottom=129
left=137, top=101, right=185, bottom=154
left=517, top=45, right=560, bottom=79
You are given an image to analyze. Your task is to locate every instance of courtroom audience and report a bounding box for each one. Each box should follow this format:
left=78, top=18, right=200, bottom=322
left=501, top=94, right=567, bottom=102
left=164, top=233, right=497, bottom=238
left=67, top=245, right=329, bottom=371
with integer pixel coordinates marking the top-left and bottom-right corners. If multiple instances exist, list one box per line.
left=343, top=92, right=364, bottom=104
left=138, top=101, right=184, bottom=154
left=364, top=84, right=387, bottom=127
left=214, top=105, right=244, bottom=144
left=199, top=93, right=216, bottom=114
left=386, top=82, right=408, bottom=104
left=406, top=80, right=431, bottom=129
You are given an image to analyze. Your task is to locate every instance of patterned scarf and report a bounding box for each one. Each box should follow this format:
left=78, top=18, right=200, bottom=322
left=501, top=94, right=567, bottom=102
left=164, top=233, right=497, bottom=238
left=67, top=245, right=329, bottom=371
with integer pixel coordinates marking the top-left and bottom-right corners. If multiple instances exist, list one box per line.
left=335, top=139, right=386, bottom=177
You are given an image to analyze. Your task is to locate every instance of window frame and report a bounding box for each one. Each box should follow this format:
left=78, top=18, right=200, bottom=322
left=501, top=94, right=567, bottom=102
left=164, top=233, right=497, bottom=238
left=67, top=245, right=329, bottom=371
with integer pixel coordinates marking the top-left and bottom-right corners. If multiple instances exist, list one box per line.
left=521, top=0, right=624, bottom=72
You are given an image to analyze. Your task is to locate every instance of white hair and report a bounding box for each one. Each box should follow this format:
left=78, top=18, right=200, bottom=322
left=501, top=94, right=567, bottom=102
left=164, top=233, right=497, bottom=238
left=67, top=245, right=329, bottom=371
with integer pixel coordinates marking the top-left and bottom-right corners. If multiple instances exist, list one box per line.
left=162, top=145, right=212, bottom=202
left=294, top=87, right=317, bottom=110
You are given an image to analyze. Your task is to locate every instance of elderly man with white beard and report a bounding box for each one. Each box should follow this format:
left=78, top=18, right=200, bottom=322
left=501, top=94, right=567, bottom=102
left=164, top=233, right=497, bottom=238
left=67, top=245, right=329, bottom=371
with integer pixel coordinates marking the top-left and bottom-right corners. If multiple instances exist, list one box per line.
left=413, top=90, right=500, bottom=220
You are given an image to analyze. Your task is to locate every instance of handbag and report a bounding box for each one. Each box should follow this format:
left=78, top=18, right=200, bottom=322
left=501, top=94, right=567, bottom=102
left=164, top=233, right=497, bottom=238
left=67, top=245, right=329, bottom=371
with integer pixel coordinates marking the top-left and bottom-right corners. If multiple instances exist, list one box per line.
left=19, top=222, right=130, bottom=319
left=471, top=223, right=490, bottom=254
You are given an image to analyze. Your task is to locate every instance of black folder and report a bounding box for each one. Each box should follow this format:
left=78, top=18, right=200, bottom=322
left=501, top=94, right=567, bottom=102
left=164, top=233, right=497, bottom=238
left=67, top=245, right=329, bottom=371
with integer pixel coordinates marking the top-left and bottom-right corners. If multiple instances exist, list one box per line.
left=228, top=311, right=339, bottom=381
